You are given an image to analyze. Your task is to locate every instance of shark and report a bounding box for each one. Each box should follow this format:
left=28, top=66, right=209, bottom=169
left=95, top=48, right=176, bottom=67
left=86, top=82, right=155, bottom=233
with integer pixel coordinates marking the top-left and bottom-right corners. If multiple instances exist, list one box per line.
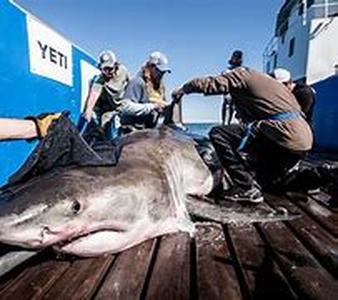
left=0, top=124, right=296, bottom=261
left=0, top=127, right=221, bottom=257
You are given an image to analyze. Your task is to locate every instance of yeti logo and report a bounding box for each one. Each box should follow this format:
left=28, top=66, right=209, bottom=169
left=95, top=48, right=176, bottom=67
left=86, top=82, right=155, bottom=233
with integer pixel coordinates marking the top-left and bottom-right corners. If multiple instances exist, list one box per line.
left=27, top=15, right=73, bottom=86
left=37, top=41, right=68, bottom=70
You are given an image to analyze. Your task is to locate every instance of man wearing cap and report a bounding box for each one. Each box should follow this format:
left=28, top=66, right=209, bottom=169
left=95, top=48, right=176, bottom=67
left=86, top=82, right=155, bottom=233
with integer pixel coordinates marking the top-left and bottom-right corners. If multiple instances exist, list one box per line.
left=119, top=51, right=171, bottom=132
left=83, top=50, right=130, bottom=138
left=172, top=67, right=314, bottom=203
left=272, top=68, right=316, bottom=124
left=221, top=50, right=243, bottom=125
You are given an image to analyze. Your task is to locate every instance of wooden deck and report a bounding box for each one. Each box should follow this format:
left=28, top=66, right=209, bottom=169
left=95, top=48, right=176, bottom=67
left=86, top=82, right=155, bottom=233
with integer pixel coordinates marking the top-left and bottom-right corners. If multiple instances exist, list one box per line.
left=0, top=192, right=337, bottom=299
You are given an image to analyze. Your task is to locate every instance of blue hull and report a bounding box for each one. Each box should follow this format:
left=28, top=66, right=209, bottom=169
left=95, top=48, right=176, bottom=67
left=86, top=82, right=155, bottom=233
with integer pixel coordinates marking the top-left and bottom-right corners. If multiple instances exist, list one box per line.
left=312, top=75, right=338, bottom=152
left=0, top=0, right=96, bottom=186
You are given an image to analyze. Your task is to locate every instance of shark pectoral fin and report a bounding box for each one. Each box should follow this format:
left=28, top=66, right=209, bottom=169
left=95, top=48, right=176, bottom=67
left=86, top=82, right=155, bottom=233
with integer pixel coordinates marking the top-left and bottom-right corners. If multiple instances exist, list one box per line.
left=186, top=197, right=225, bottom=223
left=186, top=197, right=300, bottom=225
left=175, top=217, right=195, bottom=237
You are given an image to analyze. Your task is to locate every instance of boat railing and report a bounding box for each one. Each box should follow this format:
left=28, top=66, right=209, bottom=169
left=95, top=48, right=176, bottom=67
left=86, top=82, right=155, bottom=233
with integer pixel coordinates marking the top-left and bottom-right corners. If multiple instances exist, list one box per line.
left=309, top=1, right=338, bottom=19
left=263, top=37, right=278, bottom=57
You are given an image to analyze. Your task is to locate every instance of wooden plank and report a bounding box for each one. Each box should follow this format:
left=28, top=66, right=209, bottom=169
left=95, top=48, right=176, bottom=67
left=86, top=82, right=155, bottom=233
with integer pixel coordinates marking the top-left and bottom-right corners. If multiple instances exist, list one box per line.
left=292, top=196, right=338, bottom=237
left=0, top=250, right=38, bottom=278
left=41, top=255, right=114, bottom=300
left=195, top=223, right=242, bottom=300
left=228, top=224, right=297, bottom=299
left=0, top=254, right=70, bottom=299
left=258, top=220, right=338, bottom=299
left=0, top=251, right=52, bottom=293
left=145, top=233, right=191, bottom=300
left=95, top=239, right=156, bottom=300
left=0, top=256, right=30, bottom=292
left=310, top=188, right=338, bottom=212
left=266, top=194, right=338, bottom=278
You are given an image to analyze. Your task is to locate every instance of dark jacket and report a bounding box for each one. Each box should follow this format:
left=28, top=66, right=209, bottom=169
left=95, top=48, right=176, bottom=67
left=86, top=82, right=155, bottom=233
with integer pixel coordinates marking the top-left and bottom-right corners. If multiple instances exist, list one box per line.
left=182, top=67, right=313, bottom=151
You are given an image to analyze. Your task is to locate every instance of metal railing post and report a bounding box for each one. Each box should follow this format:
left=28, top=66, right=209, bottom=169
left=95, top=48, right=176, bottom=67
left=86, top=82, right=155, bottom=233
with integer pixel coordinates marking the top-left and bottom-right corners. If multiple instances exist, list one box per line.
left=303, top=0, right=308, bottom=25
left=325, top=0, right=329, bottom=18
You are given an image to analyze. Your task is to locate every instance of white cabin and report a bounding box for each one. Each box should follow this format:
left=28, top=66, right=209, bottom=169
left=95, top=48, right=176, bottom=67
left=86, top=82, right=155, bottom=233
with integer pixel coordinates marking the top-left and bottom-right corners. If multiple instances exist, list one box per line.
left=264, top=0, right=338, bottom=84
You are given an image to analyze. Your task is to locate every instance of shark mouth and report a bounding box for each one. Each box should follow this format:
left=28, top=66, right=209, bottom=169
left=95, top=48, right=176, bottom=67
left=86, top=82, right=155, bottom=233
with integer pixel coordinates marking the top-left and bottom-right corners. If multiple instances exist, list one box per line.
left=53, top=227, right=125, bottom=250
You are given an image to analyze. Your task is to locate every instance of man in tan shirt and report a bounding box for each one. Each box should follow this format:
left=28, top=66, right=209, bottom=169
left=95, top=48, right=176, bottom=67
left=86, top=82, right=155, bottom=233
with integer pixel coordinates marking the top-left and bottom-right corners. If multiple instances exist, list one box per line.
left=172, top=67, right=313, bottom=203
left=83, top=50, right=130, bottom=139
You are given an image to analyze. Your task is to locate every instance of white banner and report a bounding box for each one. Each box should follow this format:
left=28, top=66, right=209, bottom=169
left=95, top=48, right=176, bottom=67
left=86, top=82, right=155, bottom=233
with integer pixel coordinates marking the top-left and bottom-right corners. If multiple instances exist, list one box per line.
left=26, top=15, right=73, bottom=86
left=80, top=60, right=99, bottom=111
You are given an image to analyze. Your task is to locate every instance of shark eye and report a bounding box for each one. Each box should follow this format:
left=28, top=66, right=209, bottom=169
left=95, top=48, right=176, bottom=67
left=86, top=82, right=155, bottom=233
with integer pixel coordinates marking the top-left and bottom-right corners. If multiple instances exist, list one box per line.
left=71, top=200, right=81, bottom=214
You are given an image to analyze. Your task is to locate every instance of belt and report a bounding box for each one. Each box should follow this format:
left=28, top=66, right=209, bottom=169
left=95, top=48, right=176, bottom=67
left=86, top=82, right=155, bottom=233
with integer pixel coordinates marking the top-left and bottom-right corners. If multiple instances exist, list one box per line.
left=238, top=111, right=303, bottom=152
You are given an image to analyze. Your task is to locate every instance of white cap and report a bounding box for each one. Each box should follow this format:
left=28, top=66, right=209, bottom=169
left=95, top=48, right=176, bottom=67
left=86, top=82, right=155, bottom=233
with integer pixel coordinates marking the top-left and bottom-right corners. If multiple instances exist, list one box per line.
left=273, top=68, right=291, bottom=83
left=334, top=63, right=338, bottom=75
left=98, top=50, right=117, bottom=69
left=148, top=51, right=171, bottom=73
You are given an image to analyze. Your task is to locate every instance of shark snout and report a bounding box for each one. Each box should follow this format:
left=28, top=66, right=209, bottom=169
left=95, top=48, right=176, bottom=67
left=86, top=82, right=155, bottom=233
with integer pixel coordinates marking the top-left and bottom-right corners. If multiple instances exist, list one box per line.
left=39, top=225, right=63, bottom=245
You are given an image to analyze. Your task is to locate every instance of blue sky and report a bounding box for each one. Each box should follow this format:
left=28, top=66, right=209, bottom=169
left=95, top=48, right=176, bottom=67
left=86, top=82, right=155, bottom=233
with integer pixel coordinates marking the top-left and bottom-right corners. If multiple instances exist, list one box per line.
left=16, top=0, right=283, bottom=123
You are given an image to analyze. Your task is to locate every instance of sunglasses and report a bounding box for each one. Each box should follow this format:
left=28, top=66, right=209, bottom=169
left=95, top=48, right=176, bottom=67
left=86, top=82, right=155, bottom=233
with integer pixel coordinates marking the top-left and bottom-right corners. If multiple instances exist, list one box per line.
left=150, top=64, right=165, bottom=75
left=103, top=66, right=115, bottom=73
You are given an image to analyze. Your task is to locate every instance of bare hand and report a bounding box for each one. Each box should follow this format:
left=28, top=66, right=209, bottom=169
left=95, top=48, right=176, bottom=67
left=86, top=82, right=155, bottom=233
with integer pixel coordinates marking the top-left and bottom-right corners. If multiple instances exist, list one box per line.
left=83, top=110, right=93, bottom=122
left=154, top=101, right=168, bottom=113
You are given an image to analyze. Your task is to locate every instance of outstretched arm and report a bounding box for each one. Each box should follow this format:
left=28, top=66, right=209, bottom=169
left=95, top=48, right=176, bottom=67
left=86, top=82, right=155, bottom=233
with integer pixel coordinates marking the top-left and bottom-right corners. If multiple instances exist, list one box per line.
left=83, top=86, right=101, bottom=122
left=172, top=74, right=232, bottom=103
left=0, top=113, right=61, bottom=141
left=0, top=118, right=37, bottom=140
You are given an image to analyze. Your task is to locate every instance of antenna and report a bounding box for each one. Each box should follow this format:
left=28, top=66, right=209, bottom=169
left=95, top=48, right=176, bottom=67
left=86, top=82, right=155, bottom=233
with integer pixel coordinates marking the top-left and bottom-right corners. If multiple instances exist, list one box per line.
left=302, top=0, right=308, bottom=25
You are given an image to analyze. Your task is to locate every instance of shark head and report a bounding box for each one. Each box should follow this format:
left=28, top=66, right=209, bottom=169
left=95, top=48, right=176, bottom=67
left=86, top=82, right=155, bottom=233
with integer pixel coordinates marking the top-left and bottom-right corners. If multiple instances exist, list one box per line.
left=0, top=168, right=146, bottom=252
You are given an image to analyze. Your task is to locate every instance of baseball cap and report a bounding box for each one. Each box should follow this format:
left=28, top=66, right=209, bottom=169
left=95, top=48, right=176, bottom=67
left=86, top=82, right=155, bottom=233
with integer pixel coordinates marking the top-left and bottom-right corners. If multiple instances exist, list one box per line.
left=98, top=50, right=117, bottom=69
left=148, top=51, right=171, bottom=73
left=273, top=68, right=292, bottom=83
left=232, top=50, right=243, bottom=59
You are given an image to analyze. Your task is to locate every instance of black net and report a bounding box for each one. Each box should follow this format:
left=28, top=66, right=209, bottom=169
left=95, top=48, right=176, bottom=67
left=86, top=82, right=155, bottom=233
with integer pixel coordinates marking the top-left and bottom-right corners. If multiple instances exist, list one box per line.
left=6, top=114, right=119, bottom=187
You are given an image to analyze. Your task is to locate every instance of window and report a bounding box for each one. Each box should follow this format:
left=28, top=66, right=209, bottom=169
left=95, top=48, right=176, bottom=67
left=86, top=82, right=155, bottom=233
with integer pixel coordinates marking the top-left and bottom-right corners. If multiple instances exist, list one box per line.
left=270, top=51, right=278, bottom=69
left=299, top=2, right=304, bottom=15
left=299, top=0, right=315, bottom=15
left=289, top=37, right=295, bottom=57
left=273, top=53, right=278, bottom=69
left=266, top=61, right=271, bottom=73
left=307, top=0, right=314, bottom=8
left=281, top=33, right=286, bottom=44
